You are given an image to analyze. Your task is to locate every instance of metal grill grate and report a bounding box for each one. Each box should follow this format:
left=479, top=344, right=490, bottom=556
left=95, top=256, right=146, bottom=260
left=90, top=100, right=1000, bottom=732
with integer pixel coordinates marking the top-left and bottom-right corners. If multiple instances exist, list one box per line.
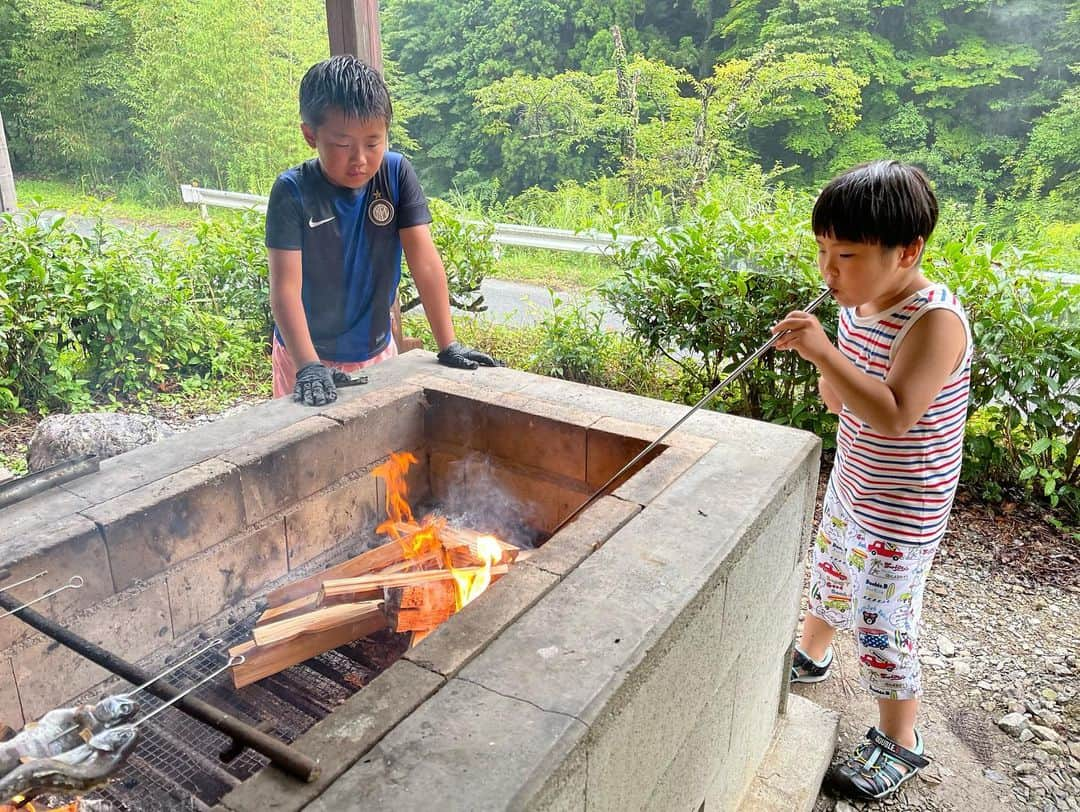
left=36, top=608, right=411, bottom=811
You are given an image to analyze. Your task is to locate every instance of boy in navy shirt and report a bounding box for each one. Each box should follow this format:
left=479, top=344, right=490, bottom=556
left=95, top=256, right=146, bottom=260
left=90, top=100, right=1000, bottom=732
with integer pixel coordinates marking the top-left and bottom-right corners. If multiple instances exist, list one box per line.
left=267, top=55, right=499, bottom=405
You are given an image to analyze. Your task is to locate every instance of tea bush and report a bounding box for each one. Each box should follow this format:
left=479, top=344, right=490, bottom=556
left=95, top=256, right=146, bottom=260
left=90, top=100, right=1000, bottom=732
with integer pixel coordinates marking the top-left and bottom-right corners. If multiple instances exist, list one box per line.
left=400, top=198, right=492, bottom=313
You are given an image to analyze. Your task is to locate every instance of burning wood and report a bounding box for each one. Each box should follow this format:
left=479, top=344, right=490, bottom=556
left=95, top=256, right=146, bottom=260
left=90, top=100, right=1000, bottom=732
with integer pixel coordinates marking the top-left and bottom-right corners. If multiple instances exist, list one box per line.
left=229, top=452, right=526, bottom=688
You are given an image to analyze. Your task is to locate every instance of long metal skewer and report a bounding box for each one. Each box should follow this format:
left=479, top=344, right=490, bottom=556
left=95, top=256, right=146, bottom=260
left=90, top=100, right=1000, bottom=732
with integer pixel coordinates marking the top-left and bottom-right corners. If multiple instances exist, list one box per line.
left=550, top=287, right=833, bottom=536
left=0, top=570, right=48, bottom=594
left=133, top=655, right=245, bottom=728
left=0, top=576, right=84, bottom=619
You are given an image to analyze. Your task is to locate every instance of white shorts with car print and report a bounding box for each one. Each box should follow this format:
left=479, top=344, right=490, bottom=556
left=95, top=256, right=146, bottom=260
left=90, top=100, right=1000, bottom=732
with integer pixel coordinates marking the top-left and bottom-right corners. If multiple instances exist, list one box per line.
left=806, top=487, right=940, bottom=700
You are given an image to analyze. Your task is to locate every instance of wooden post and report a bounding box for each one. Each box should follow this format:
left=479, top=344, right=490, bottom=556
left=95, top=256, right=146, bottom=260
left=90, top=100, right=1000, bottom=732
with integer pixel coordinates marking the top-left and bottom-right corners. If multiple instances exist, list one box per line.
left=325, top=0, right=382, bottom=68
left=0, top=109, right=16, bottom=213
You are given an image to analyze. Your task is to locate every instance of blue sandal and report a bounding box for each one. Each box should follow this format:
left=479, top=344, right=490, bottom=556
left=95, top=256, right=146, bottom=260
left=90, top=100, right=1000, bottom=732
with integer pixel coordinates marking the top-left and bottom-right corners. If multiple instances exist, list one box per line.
left=828, top=727, right=929, bottom=800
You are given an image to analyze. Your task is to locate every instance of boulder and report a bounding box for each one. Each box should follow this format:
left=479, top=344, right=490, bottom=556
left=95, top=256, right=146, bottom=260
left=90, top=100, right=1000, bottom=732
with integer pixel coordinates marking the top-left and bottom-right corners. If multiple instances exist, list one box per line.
left=27, top=413, right=174, bottom=472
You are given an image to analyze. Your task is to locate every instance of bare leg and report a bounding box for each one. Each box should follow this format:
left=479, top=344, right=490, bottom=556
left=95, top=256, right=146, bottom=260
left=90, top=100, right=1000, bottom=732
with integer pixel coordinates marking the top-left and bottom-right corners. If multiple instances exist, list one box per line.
left=878, top=698, right=919, bottom=750
left=799, top=614, right=836, bottom=662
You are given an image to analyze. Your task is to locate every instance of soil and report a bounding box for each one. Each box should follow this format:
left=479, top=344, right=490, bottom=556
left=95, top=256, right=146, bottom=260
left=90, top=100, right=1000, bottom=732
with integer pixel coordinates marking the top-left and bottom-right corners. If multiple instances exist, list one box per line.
left=2, top=408, right=1078, bottom=810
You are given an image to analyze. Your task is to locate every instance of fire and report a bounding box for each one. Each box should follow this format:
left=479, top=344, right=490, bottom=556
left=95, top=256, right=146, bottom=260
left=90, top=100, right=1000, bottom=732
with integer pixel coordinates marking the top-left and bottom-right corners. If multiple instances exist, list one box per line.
left=371, top=452, right=507, bottom=619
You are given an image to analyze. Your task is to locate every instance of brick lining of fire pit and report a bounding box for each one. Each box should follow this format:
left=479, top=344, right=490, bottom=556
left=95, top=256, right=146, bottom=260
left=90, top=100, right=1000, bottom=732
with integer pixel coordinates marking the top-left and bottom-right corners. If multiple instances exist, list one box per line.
left=0, top=352, right=821, bottom=811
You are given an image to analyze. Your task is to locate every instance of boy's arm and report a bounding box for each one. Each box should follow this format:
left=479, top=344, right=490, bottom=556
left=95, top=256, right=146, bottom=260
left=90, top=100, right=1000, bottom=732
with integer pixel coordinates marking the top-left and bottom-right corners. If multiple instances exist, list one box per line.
left=399, top=224, right=456, bottom=350
left=268, top=248, right=319, bottom=367
left=774, top=310, right=966, bottom=436
left=818, top=375, right=843, bottom=414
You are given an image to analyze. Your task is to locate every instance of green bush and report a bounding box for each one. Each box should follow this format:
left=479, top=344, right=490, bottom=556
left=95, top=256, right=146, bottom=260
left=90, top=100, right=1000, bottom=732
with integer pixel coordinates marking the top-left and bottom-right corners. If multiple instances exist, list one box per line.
left=0, top=210, right=264, bottom=412
left=929, top=230, right=1080, bottom=517
left=400, top=198, right=493, bottom=313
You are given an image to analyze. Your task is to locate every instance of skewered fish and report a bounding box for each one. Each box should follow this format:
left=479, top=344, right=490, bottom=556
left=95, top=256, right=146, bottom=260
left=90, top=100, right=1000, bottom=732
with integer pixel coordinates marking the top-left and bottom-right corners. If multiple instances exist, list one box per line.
left=0, top=695, right=138, bottom=776
left=0, top=725, right=138, bottom=801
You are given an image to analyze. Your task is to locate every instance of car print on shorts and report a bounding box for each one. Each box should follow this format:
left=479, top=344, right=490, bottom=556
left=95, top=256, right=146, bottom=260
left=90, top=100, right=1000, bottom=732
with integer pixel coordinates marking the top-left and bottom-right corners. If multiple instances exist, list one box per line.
left=860, top=652, right=896, bottom=672
left=847, top=547, right=867, bottom=571
left=858, top=628, right=890, bottom=650
left=823, top=594, right=851, bottom=612
left=815, top=531, right=829, bottom=554
left=867, top=539, right=903, bottom=560
left=817, top=561, right=847, bottom=580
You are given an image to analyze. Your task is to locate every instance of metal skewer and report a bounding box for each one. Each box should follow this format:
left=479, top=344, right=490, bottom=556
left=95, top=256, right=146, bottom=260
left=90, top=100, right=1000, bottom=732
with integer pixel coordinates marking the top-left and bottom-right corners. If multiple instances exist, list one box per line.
left=0, top=570, right=48, bottom=594
left=0, top=576, right=84, bottom=619
left=550, top=287, right=834, bottom=536
left=132, top=655, right=245, bottom=728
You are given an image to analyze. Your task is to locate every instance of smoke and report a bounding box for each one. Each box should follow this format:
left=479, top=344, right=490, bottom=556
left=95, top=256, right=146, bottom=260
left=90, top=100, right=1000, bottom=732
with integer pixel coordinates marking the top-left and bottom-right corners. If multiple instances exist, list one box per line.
left=430, top=453, right=542, bottom=549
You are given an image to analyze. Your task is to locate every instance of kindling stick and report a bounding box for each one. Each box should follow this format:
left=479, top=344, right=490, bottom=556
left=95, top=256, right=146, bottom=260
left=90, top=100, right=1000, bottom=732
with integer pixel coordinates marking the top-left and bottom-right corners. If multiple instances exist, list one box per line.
left=550, top=287, right=833, bottom=536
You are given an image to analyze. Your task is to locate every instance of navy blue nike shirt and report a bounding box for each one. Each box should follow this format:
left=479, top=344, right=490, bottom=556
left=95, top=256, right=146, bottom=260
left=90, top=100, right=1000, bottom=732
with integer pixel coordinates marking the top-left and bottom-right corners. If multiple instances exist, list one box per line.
left=265, top=152, right=432, bottom=362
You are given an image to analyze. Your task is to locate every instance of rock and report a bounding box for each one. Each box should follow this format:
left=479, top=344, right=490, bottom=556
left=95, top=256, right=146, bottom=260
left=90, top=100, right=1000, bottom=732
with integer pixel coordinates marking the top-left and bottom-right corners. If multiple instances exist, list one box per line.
left=1069, top=741, right=1080, bottom=760
left=1038, top=741, right=1067, bottom=756
left=1032, top=724, right=1062, bottom=742
left=835, top=802, right=858, bottom=812
left=27, top=412, right=174, bottom=471
left=0, top=466, right=15, bottom=484
left=1021, top=728, right=1037, bottom=743
left=1031, top=749, right=1051, bottom=765
left=954, top=660, right=972, bottom=676
left=999, top=712, right=1030, bottom=736
left=1043, top=688, right=1060, bottom=703
left=984, top=768, right=1009, bottom=784
left=938, top=635, right=956, bottom=657
left=1037, top=710, right=1064, bottom=727
left=1015, top=762, right=1039, bottom=774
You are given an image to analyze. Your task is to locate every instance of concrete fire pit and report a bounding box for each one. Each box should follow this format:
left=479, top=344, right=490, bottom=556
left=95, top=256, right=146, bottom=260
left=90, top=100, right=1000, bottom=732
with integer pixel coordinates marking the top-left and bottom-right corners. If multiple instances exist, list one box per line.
left=0, top=352, right=836, bottom=810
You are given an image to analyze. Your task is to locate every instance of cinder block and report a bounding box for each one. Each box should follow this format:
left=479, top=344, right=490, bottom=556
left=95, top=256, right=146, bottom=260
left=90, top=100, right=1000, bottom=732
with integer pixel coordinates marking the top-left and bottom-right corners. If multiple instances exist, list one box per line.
left=0, top=515, right=114, bottom=652
left=611, top=447, right=702, bottom=506
left=221, top=416, right=346, bottom=524
left=487, top=462, right=590, bottom=535
left=12, top=580, right=173, bottom=719
left=84, top=458, right=245, bottom=590
left=284, top=474, right=381, bottom=570
left=0, top=657, right=23, bottom=728
left=0, top=489, right=91, bottom=546
left=216, top=660, right=445, bottom=812
left=525, top=496, right=641, bottom=578
left=166, top=521, right=288, bottom=635
left=404, top=564, right=558, bottom=678
left=424, top=389, right=489, bottom=453
left=514, top=739, right=587, bottom=811
left=583, top=576, right=729, bottom=810
left=645, top=661, right=737, bottom=812
left=333, top=388, right=426, bottom=475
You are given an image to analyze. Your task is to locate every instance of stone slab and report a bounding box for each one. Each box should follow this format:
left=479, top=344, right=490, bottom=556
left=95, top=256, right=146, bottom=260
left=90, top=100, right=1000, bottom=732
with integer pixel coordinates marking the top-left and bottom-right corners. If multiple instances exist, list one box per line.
left=524, top=496, right=641, bottom=578
left=220, top=416, right=347, bottom=525
left=215, top=659, right=445, bottom=812
left=166, top=520, right=288, bottom=635
left=403, top=564, right=559, bottom=678
left=0, top=488, right=91, bottom=546
left=84, top=458, right=246, bottom=590
left=60, top=397, right=310, bottom=504
left=0, top=515, right=114, bottom=652
left=304, top=677, right=588, bottom=812
left=414, top=362, right=537, bottom=395
left=611, top=446, right=702, bottom=507
left=283, top=473, right=380, bottom=571
left=736, top=694, right=839, bottom=812
left=11, top=579, right=173, bottom=719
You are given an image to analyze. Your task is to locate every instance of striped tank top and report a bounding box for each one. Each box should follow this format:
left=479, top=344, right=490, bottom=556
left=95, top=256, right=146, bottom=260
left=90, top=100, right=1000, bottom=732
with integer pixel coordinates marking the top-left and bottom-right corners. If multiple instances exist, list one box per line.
left=830, top=284, right=973, bottom=544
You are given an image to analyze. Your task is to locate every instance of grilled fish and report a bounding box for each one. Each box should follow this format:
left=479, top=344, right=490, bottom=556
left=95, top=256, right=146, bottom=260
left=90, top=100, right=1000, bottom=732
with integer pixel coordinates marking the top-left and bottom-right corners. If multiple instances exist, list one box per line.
left=0, top=725, right=138, bottom=801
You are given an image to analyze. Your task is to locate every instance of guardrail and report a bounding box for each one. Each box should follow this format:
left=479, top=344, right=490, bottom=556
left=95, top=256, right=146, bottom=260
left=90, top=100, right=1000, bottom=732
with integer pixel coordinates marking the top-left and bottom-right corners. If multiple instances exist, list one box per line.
left=179, top=184, right=638, bottom=254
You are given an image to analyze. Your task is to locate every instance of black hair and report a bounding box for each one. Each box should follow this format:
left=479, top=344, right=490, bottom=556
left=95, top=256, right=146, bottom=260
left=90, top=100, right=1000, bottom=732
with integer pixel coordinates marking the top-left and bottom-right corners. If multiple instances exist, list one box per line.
left=812, top=160, right=938, bottom=248
left=299, top=55, right=393, bottom=129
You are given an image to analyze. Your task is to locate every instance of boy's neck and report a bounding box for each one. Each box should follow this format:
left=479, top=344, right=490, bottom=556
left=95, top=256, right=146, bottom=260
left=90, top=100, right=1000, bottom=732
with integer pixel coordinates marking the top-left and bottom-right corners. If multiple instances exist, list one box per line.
left=856, top=271, right=932, bottom=317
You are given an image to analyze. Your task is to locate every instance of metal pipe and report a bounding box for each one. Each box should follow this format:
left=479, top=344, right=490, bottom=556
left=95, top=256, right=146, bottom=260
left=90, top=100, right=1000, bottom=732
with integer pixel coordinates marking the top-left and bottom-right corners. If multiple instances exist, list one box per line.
left=550, top=287, right=833, bottom=535
left=0, top=454, right=100, bottom=510
left=0, top=591, right=321, bottom=783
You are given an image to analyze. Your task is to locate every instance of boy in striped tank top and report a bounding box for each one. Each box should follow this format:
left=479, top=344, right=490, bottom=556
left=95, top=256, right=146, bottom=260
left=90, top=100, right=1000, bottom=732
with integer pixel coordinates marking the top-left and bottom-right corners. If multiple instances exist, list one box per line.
left=773, top=161, right=972, bottom=801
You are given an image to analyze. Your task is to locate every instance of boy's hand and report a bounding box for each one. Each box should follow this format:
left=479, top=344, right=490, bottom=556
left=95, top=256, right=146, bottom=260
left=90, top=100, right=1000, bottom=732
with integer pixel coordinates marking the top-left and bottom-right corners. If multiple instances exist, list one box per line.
left=771, top=311, right=833, bottom=365
left=437, top=342, right=505, bottom=370
left=294, top=362, right=337, bottom=406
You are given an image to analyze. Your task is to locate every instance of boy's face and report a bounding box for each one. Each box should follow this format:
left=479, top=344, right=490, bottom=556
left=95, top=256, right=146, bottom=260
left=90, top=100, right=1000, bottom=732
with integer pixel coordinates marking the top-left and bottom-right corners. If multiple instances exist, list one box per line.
left=815, top=233, right=924, bottom=311
left=302, top=108, right=387, bottom=190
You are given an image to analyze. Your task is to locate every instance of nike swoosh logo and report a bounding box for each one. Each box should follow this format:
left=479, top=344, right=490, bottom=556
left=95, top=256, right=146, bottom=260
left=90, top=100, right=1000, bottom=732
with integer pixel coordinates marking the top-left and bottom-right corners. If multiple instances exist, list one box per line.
left=308, top=216, right=335, bottom=228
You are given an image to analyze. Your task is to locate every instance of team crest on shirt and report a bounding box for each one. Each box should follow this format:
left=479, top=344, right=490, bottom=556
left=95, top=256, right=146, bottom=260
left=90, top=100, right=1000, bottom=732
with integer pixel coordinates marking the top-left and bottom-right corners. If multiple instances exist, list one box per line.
left=368, top=196, right=395, bottom=226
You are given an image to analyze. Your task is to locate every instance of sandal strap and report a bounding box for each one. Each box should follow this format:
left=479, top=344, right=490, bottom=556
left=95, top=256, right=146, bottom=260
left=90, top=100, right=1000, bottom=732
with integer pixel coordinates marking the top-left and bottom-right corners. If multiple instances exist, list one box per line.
left=866, top=727, right=929, bottom=770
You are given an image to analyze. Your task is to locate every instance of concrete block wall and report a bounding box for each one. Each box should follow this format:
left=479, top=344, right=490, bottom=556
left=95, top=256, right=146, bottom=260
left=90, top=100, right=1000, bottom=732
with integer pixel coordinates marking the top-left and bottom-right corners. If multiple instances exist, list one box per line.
left=0, top=383, right=428, bottom=727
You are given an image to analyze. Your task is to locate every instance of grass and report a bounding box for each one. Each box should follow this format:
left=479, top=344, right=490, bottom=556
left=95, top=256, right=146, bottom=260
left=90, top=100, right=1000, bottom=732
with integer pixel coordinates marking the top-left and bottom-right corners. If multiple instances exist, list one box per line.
left=15, top=177, right=203, bottom=228
left=493, top=247, right=617, bottom=290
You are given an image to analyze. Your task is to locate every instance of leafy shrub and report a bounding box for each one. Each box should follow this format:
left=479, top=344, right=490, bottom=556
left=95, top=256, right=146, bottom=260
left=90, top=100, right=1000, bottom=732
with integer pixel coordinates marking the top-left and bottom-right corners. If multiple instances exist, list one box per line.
left=929, top=230, right=1080, bottom=517
left=400, top=198, right=493, bottom=313
left=603, top=185, right=838, bottom=440
left=0, top=210, right=264, bottom=412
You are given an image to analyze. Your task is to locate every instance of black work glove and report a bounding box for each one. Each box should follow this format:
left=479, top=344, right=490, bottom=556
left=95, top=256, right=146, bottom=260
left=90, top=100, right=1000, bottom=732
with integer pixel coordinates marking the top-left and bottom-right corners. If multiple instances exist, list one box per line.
left=294, top=362, right=337, bottom=406
left=436, top=342, right=505, bottom=370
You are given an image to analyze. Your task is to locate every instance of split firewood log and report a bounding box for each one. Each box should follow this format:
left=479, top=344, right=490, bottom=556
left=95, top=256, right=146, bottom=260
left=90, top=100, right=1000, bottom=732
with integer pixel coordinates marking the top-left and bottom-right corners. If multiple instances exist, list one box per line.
left=385, top=582, right=457, bottom=633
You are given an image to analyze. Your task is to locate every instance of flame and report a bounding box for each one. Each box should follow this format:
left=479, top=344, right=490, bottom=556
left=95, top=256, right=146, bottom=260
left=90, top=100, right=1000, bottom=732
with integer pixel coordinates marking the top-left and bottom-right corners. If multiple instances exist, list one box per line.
left=448, top=535, right=503, bottom=610
left=371, top=452, right=509, bottom=618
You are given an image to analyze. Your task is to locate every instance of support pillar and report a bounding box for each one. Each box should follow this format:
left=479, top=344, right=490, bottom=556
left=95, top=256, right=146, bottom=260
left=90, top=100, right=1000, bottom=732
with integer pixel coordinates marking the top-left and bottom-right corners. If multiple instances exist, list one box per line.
left=0, top=109, right=16, bottom=213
